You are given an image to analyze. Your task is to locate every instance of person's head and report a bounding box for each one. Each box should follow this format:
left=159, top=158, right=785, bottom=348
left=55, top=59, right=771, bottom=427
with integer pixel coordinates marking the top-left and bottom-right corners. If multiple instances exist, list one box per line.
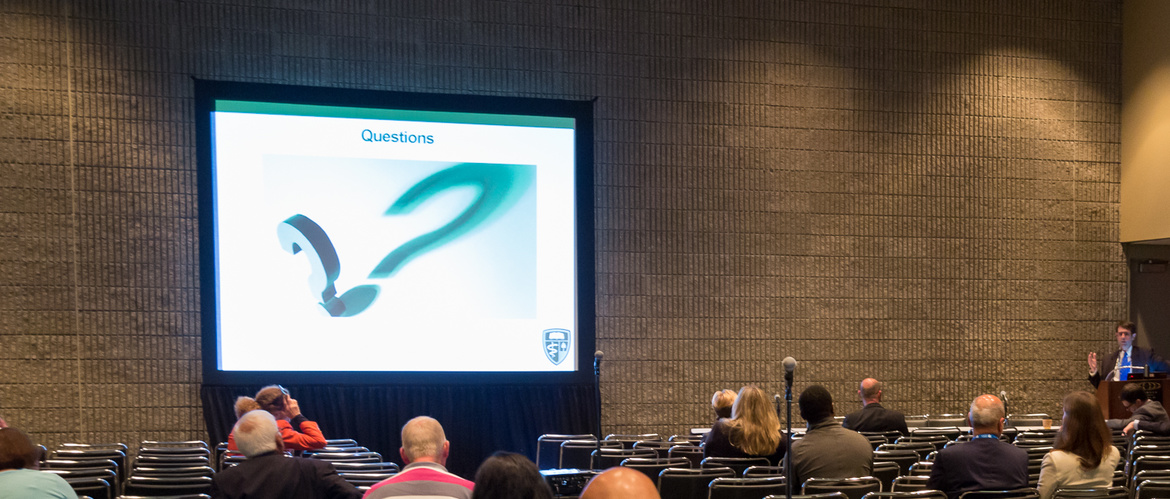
left=400, top=416, right=449, bottom=465
left=1120, top=383, right=1149, bottom=412
left=1117, top=321, right=1137, bottom=351
left=235, top=385, right=290, bottom=419
left=799, top=385, right=835, bottom=426
left=0, top=427, right=38, bottom=471
left=712, top=389, right=737, bottom=419
left=968, top=394, right=1006, bottom=435
left=859, top=378, right=882, bottom=405
left=472, top=451, right=553, bottom=499
left=1055, top=391, right=1112, bottom=470
left=580, top=466, right=661, bottom=499
left=234, top=409, right=283, bottom=457
left=725, top=385, right=782, bottom=455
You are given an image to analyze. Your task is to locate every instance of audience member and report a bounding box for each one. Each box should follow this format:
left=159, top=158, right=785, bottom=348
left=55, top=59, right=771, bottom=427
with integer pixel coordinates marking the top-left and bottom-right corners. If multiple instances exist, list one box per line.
left=711, top=389, right=737, bottom=419
left=0, top=427, right=79, bottom=499
left=1037, top=391, right=1120, bottom=499
left=785, top=385, right=873, bottom=486
left=364, top=416, right=474, bottom=499
left=1088, top=321, right=1166, bottom=388
left=471, top=451, right=552, bottom=499
left=842, top=378, right=909, bottom=435
left=926, top=394, right=1028, bottom=499
left=210, top=410, right=360, bottom=499
left=703, top=385, right=787, bottom=465
left=1110, top=383, right=1168, bottom=432
left=228, top=385, right=327, bottom=451
left=579, top=466, right=660, bottom=499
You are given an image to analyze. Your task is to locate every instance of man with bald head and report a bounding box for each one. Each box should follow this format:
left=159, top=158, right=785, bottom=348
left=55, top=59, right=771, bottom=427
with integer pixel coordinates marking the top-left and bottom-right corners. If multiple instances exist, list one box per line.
left=210, top=410, right=361, bottom=499
left=842, top=378, right=909, bottom=435
left=580, top=467, right=661, bottom=499
left=363, top=416, right=473, bottom=499
left=926, top=395, right=1028, bottom=499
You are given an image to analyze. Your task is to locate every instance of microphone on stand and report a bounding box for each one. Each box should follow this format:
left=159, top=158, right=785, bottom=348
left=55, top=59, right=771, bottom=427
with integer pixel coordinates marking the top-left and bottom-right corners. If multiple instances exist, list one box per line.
left=1000, top=390, right=1010, bottom=427
left=594, top=350, right=604, bottom=463
left=782, top=357, right=797, bottom=499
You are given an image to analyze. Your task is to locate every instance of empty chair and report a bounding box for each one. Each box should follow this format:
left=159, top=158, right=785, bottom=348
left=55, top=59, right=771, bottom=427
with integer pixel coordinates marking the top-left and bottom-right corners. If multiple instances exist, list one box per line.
left=912, top=428, right=964, bottom=441
left=871, top=461, right=900, bottom=491
left=51, top=447, right=126, bottom=484
left=909, top=461, right=933, bottom=476
left=536, top=434, right=594, bottom=470
left=891, top=476, right=931, bottom=492
left=604, top=433, right=661, bottom=449
left=325, top=439, right=359, bottom=447
left=897, top=436, right=950, bottom=452
left=709, top=476, right=787, bottom=499
left=632, top=439, right=673, bottom=458
left=925, top=416, right=968, bottom=428
left=63, top=476, right=113, bottom=499
left=338, top=471, right=397, bottom=487
left=863, top=492, right=948, bottom=499
left=668, top=444, right=704, bottom=468
left=1015, top=439, right=1057, bottom=449
left=879, top=443, right=936, bottom=460
left=133, top=455, right=212, bottom=468
left=1134, top=469, right=1170, bottom=489
left=743, top=465, right=786, bottom=477
left=1050, top=487, right=1127, bottom=499
left=618, top=456, right=688, bottom=483
left=874, top=450, right=921, bottom=476
left=701, top=456, right=773, bottom=477
left=122, top=475, right=214, bottom=496
left=956, top=489, right=1040, bottom=499
left=131, top=465, right=215, bottom=478
left=303, top=451, right=382, bottom=462
left=1136, top=479, right=1170, bottom=499
left=860, top=433, right=890, bottom=450
left=657, top=466, right=735, bottom=499
left=766, top=494, right=849, bottom=499
left=671, top=434, right=705, bottom=446
left=560, top=439, right=620, bottom=470
left=1008, top=414, right=1052, bottom=427
left=803, top=476, right=882, bottom=499
left=330, top=461, right=400, bottom=473
left=1015, top=431, right=1057, bottom=442
left=591, top=447, right=657, bottom=469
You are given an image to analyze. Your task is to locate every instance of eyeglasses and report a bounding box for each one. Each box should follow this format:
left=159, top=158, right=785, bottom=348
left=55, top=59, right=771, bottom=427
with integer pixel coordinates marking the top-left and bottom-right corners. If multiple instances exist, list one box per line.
left=276, top=385, right=290, bottom=397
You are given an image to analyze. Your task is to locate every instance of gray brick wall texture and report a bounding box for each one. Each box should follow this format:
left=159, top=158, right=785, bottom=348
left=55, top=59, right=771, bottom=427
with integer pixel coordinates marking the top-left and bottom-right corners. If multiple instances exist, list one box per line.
left=1, top=0, right=1124, bottom=447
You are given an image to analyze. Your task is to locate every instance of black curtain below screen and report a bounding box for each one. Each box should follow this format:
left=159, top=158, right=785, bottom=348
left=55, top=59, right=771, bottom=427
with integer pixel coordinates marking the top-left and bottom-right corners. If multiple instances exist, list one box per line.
left=201, top=383, right=596, bottom=478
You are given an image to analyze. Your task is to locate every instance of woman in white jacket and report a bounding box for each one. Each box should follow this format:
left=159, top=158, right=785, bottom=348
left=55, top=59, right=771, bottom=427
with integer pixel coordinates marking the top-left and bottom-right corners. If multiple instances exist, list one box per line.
left=1037, top=391, right=1120, bottom=499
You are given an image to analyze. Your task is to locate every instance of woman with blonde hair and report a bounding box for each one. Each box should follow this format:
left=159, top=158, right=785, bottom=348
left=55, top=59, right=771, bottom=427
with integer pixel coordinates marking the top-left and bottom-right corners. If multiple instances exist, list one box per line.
left=226, top=385, right=327, bottom=452
left=1036, top=391, right=1120, bottom=499
left=703, top=385, right=787, bottom=464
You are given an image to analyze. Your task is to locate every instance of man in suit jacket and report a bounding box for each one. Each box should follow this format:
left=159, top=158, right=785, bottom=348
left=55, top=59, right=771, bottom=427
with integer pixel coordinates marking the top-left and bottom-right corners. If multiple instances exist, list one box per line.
left=211, top=410, right=361, bottom=499
left=842, top=378, right=909, bottom=435
left=926, top=394, right=1028, bottom=499
left=1089, top=321, right=1167, bottom=388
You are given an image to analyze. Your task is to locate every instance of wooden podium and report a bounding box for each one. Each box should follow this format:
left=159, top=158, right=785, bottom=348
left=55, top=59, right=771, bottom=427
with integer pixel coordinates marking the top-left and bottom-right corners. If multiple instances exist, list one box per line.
left=1097, top=378, right=1170, bottom=419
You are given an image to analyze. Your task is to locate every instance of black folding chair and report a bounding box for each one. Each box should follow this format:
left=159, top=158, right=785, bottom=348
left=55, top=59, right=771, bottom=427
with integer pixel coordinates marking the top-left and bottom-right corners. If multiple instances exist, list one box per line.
left=863, top=491, right=948, bottom=499
left=743, top=465, right=785, bottom=477
left=891, top=476, right=931, bottom=492
left=668, top=444, right=704, bottom=468
left=591, top=447, right=657, bottom=469
left=658, top=466, right=735, bottom=499
left=803, top=476, right=882, bottom=499
left=619, top=457, right=688, bottom=483
left=700, top=456, right=772, bottom=477
left=1135, top=479, right=1170, bottom=499
left=708, top=476, right=787, bottom=499
left=956, top=489, right=1040, bottom=499
left=1050, top=487, right=1127, bottom=499
left=536, top=433, right=594, bottom=470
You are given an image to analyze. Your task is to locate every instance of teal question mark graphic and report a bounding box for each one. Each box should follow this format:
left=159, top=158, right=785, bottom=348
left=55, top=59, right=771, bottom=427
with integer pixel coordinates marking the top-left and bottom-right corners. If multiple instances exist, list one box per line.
left=277, top=214, right=380, bottom=317
left=368, top=163, right=533, bottom=279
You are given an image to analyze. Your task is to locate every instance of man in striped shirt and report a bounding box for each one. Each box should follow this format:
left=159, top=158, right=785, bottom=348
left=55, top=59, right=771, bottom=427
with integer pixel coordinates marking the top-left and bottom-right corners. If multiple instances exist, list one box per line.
left=363, top=416, right=474, bottom=499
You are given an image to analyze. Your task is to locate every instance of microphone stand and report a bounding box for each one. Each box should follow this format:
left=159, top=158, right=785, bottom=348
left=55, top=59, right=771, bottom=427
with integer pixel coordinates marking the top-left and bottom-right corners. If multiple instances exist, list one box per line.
left=785, top=370, right=794, bottom=499
left=594, top=352, right=603, bottom=468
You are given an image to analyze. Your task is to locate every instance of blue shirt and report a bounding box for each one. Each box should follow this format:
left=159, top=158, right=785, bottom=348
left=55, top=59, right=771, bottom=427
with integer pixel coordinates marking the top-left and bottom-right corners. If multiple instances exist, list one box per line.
left=0, top=468, right=79, bottom=499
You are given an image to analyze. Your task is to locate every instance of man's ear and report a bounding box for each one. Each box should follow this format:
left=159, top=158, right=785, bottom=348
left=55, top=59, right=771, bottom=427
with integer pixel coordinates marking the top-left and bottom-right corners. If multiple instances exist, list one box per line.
left=400, top=447, right=410, bottom=464
left=274, top=434, right=285, bottom=452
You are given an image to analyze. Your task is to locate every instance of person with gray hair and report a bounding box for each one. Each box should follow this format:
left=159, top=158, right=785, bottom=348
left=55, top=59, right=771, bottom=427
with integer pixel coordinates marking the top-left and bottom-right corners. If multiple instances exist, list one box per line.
left=926, top=394, right=1028, bottom=499
left=210, top=410, right=360, bottom=499
left=363, top=416, right=474, bottom=499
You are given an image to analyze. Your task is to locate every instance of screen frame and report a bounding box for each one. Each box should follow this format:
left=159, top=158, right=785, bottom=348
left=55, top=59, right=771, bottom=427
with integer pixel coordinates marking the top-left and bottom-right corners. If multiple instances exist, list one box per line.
left=195, top=79, right=595, bottom=385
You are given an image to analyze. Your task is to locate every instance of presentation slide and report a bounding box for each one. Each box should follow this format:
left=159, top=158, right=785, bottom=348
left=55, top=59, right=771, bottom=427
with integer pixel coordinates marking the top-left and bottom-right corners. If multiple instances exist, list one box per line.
left=209, top=101, right=579, bottom=372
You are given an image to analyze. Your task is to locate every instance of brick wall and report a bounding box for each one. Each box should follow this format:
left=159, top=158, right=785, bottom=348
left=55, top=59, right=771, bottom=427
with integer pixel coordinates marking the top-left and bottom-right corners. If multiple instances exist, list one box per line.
left=0, top=0, right=1123, bottom=447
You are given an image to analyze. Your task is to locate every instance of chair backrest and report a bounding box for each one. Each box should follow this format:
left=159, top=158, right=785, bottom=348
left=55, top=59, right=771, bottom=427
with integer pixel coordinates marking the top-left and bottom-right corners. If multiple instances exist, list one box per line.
left=896, top=436, right=950, bottom=452
left=1131, top=455, right=1170, bottom=486
left=708, top=476, right=788, bottom=499
left=909, top=461, right=933, bottom=476
left=871, top=461, right=900, bottom=490
left=63, top=476, right=112, bottom=499
left=862, top=491, right=948, bottom=499
left=303, top=451, right=382, bottom=462
left=592, top=448, right=658, bottom=469
left=536, top=434, right=594, bottom=469
left=701, top=456, right=773, bottom=477
left=604, top=433, right=662, bottom=449
left=657, top=467, right=735, bottom=499
left=923, top=417, right=967, bottom=428
left=910, top=428, right=963, bottom=441
left=891, top=476, right=931, bottom=492
left=765, top=494, right=848, bottom=499
left=743, top=465, right=786, bottom=477
left=632, top=439, right=674, bottom=458
left=619, top=457, right=689, bottom=483
left=873, top=450, right=919, bottom=475
left=668, top=445, right=705, bottom=468
left=956, top=488, right=1040, bottom=499
left=1050, top=487, right=1127, bottom=499
left=338, top=471, right=398, bottom=487
left=877, top=443, right=935, bottom=460
left=1136, top=479, right=1170, bottom=499
left=561, top=439, right=620, bottom=469
left=51, top=449, right=126, bottom=484
left=1134, top=469, right=1170, bottom=489
left=803, top=476, right=883, bottom=499
left=130, top=466, right=215, bottom=478
left=671, top=434, right=705, bottom=446
left=122, top=475, right=214, bottom=497
left=859, top=433, right=890, bottom=449
left=330, top=461, right=400, bottom=473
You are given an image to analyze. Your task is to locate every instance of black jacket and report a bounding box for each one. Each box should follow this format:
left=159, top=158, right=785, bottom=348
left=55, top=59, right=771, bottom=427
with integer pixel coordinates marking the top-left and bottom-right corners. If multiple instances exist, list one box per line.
left=842, top=403, right=909, bottom=435
left=210, top=451, right=362, bottom=499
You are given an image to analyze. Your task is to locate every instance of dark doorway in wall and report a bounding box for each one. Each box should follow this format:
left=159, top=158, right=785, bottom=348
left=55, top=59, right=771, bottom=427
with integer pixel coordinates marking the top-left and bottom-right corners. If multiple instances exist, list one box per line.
left=1126, top=244, right=1170, bottom=356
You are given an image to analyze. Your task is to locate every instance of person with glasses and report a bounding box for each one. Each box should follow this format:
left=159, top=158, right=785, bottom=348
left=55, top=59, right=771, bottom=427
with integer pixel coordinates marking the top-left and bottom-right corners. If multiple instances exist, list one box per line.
left=1107, top=383, right=1168, bottom=433
left=1088, top=321, right=1166, bottom=388
left=227, top=385, right=327, bottom=452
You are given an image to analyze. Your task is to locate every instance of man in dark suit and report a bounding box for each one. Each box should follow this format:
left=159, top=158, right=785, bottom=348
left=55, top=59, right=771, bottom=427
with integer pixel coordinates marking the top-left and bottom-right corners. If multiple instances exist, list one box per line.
left=211, top=410, right=361, bottom=499
left=1089, top=321, right=1166, bottom=388
left=1109, top=383, right=1170, bottom=433
left=926, top=394, right=1028, bottom=499
left=842, top=378, right=909, bottom=435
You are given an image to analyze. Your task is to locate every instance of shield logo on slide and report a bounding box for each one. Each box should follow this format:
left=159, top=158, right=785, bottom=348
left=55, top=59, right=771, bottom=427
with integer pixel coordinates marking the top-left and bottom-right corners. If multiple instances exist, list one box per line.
left=543, top=328, right=571, bottom=365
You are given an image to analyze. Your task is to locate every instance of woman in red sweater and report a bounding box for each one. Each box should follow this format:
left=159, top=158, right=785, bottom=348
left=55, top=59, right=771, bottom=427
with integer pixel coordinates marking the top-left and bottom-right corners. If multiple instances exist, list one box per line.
left=227, top=385, right=327, bottom=452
